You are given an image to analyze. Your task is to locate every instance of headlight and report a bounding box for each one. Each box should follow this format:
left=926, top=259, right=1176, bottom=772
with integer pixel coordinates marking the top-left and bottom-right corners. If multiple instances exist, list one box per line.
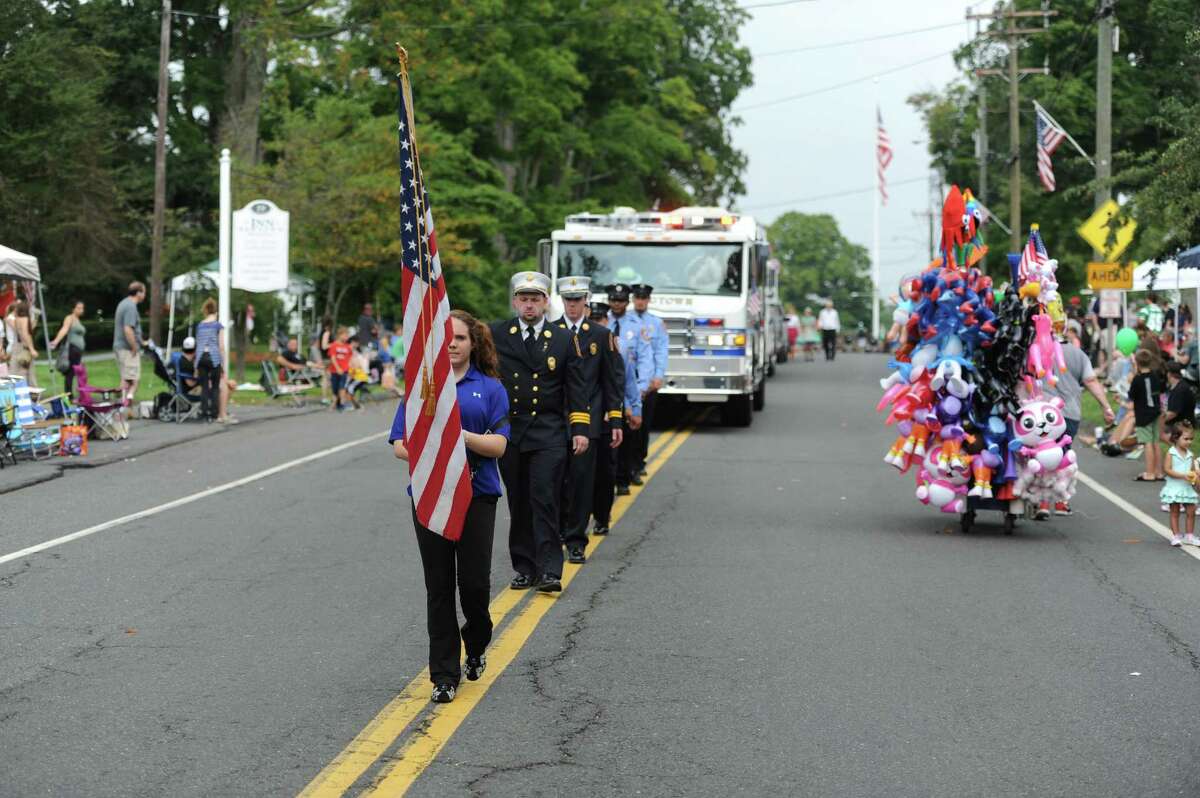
left=690, top=328, right=747, bottom=352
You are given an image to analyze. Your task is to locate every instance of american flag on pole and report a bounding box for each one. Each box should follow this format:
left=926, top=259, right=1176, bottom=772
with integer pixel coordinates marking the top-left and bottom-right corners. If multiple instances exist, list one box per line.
left=1017, top=224, right=1048, bottom=285
left=1035, top=102, right=1068, bottom=192
left=876, top=107, right=894, bottom=205
left=397, top=49, right=472, bottom=541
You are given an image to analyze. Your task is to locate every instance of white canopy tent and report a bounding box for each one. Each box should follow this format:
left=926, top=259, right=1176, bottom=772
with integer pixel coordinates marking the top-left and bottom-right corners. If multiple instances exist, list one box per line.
left=1130, top=258, right=1200, bottom=350
left=165, top=263, right=219, bottom=357
left=0, top=244, right=55, bottom=389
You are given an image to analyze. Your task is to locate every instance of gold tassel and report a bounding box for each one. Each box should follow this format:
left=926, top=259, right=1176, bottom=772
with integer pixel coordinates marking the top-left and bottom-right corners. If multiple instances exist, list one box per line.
left=421, top=364, right=436, bottom=416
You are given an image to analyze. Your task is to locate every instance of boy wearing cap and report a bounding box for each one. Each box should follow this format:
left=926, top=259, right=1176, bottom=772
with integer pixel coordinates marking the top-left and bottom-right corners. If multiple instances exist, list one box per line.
left=631, top=284, right=668, bottom=476
left=491, top=272, right=591, bottom=593
left=554, top=277, right=625, bottom=563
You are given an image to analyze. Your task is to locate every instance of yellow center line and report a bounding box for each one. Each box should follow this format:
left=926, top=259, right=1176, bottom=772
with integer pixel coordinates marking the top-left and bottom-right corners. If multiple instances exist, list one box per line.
left=296, top=418, right=694, bottom=797
left=362, top=421, right=700, bottom=796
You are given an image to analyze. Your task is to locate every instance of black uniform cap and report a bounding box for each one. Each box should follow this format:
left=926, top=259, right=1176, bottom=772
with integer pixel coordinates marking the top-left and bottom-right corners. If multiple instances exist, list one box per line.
left=608, top=283, right=632, bottom=301
left=631, top=283, right=653, bottom=298
left=589, top=301, right=610, bottom=319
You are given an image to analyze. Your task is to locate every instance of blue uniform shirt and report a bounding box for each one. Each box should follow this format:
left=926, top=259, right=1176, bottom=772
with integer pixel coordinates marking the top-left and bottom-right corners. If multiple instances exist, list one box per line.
left=616, top=333, right=646, bottom=417
left=389, top=365, right=510, bottom=497
left=635, top=310, right=669, bottom=381
left=608, top=311, right=654, bottom=385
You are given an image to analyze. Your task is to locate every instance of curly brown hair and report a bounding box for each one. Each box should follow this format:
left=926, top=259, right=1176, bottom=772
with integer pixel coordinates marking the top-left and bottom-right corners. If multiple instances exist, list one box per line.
left=449, top=309, right=499, bottom=378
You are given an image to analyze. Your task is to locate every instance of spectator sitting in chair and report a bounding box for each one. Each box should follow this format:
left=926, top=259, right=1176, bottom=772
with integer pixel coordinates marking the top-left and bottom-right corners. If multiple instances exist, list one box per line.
left=170, top=337, right=201, bottom=393
left=274, top=337, right=314, bottom=382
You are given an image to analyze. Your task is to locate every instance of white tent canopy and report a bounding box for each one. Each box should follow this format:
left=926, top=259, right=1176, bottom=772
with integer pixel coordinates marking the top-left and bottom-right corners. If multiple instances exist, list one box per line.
left=1132, top=258, right=1200, bottom=291
left=0, top=244, right=40, bottom=282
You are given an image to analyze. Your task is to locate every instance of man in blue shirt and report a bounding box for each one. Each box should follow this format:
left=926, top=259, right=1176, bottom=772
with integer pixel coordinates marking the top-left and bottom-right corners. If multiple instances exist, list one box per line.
left=589, top=301, right=645, bottom=531
left=631, top=283, right=668, bottom=477
left=606, top=283, right=653, bottom=494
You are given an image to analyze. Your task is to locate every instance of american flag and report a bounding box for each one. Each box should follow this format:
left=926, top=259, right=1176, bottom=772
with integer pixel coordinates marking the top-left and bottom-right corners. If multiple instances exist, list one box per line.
left=398, top=61, right=472, bottom=541
left=1017, top=225, right=1048, bottom=285
left=1035, top=102, right=1067, bottom=192
left=747, top=287, right=762, bottom=316
left=876, top=107, right=894, bottom=205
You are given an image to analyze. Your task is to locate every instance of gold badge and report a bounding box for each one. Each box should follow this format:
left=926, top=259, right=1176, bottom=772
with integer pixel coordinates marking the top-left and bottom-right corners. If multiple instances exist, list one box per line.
left=509, top=326, right=518, bottom=334
left=547, top=356, right=557, bottom=371
left=590, top=342, right=598, bottom=355
left=543, top=330, right=552, bottom=339
left=582, top=322, right=590, bottom=331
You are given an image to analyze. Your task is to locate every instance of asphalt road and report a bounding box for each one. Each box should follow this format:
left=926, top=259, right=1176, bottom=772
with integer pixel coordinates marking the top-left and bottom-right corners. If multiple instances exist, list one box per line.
left=3, top=357, right=1200, bottom=797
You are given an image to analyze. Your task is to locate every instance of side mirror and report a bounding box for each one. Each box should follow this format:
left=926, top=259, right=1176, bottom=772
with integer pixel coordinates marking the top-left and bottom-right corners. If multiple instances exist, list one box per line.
left=537, top=239, right=552, bottom=276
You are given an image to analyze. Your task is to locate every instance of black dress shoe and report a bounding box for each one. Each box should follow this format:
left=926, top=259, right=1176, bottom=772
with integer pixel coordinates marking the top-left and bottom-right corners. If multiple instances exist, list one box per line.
left=592, top=524, right=609, bottom=536
left=567, top=545, right=586, bottom=564
left=464, top=654, right=486, bottom=681
left=616, top=485, right=631, bottom=496
left=509, top=573, right=536, bottom=590
left=630, top=474, right=644, bottom=486
left=639, top=468, right=648, bottom=477
left=431, top=683, right=456, bottom=703
left=535, top=574, right=563, bottom=593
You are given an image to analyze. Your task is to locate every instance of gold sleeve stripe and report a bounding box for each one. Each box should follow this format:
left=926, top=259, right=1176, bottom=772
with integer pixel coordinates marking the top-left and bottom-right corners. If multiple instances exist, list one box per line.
left=607, top=410, right=623, bottom=420
left=569, top=412, right=591, bottom=424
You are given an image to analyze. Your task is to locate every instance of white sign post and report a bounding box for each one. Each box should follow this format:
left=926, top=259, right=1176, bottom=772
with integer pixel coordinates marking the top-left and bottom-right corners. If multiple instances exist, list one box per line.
left=218, top=149, right=232, bottom=369
left=232, top=199, right=290, bottom=293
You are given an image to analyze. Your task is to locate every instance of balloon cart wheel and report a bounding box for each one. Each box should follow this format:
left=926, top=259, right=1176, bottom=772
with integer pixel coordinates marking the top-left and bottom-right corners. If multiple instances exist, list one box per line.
left=1003, top=513, right=1017, bottom=535
left=960, top=511, right=976, bottom=534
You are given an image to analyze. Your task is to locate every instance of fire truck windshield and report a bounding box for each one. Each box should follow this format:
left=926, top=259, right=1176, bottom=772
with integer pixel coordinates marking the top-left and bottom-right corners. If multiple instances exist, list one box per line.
left=557, top=242, right=743, bottom=295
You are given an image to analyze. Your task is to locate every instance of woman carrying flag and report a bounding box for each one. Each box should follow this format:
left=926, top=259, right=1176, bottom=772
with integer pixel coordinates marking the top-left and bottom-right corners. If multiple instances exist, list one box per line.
left=390, top=310, right=509, bottom=704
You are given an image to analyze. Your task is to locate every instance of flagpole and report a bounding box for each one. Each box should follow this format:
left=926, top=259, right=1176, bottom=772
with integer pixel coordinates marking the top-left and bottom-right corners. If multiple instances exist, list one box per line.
left=1033, top=100, right=1096, bottom=166
left=871, top=80, right=881, bottom=344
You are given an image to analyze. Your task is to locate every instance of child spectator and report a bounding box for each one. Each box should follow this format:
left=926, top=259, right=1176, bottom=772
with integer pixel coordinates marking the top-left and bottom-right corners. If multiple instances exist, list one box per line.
left=327, top=327, right=359, bottom=411
left=1129, top=349, right=1165, bottom=481
left=1161, top=421, right=1199, bottom=547
left=1164, top=361, right=1196, bottom=432
left=345, top=342, right=370, bottom=408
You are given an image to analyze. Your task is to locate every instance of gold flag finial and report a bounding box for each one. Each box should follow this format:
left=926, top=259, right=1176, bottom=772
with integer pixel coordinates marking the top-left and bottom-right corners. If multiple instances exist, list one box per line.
left=396, top=44, right=408, bottom=69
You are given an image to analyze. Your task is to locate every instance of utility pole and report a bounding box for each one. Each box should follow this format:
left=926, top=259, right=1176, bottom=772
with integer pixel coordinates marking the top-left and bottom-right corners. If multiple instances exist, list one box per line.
left=1095, top=0, right=1115, bottom=244
left=973, top=15, right=988, bottom=206
left=968, top=2, right=1056, bottom=253
left=149, top=0, right=172, bottom=346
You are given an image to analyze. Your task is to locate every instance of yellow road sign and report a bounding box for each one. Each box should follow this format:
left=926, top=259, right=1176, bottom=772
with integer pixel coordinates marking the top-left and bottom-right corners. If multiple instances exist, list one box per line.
left=1078, top=199, right=1136, bottom=260
left=1087, top=261, right=1133, bottom=290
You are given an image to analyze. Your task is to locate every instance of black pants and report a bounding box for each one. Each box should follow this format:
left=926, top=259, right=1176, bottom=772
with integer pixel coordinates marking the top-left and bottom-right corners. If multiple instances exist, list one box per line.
left=560, top=439, right=598, bottom=548
left=63, top=345, right=83, bottom=396
left=592, top=440, right=616, bottom=528
left=501, top=444, right=568, bottom=578
left=636, top=390, right=659, bottom=471
left=198, top=356, right=221, bottom=419
left=821, top=329, right=837, bottom=361
left=616, top=426, right=638, bottom=487
left=412, top=495, right=497, bottom=687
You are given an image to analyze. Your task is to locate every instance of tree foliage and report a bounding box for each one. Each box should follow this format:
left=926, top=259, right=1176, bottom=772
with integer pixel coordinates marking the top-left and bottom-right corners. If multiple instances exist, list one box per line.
left=0, top=0, right=754, bottom=326
left=768, top=212, right=872, bottom=328
left=909, top=0, right=1200, bottom=295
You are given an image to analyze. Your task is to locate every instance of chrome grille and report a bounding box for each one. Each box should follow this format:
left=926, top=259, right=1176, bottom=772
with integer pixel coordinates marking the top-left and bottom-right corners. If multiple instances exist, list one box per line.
left=662, top=316, right=690, bottom=355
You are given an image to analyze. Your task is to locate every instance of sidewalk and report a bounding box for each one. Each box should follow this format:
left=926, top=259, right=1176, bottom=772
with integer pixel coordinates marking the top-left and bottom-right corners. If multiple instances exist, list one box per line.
left=0, top=401, right=325, bottom=496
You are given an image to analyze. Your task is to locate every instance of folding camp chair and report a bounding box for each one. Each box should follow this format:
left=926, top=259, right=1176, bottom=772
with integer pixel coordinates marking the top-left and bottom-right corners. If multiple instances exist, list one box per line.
left=0, top=376, right=61, bottom=459
left=0, top=383, right=20, bottom=468
left=260, top=360, right=311, bottom=407
left=155, top=350, right=203, bottom=423
left=73, top=364, right=129, bottom=440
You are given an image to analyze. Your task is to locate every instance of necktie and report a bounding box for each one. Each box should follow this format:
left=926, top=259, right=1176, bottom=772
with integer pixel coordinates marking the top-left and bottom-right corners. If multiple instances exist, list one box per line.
left=524, top=325, right=536, bottom=357
left=613, top=319, right=620, bottom=337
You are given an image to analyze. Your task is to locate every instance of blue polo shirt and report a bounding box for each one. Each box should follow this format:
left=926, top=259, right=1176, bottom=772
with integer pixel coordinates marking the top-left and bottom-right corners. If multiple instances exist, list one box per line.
left=389, top=365, right=510, bottom=497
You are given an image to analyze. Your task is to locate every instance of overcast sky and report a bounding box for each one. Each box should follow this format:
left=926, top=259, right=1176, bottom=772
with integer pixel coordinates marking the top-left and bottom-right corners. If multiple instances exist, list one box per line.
left=731, top=0, right=985, bottom=300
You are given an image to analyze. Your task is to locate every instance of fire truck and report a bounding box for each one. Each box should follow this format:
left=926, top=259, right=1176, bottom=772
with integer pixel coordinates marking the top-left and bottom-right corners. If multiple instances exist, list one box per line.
left=540, top=206, right=772, bottom=427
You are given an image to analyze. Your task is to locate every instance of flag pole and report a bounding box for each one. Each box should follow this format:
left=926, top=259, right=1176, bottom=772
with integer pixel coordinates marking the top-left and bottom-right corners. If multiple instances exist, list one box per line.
left=1033, top=99, right=1096, bottom=166
left=871, top=80, right=881, bottom=344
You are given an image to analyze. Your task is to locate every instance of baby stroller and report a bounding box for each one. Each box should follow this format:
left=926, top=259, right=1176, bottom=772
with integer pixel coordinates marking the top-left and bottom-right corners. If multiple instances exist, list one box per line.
left=145, top=341, right=202, bottom=423
left=72, top=363, right=129, bottom=440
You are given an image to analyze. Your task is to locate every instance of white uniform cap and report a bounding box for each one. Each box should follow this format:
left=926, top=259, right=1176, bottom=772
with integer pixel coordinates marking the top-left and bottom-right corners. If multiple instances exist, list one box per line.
left=556, top=275, right=591, bottom=298
left=510, top=271, right=551, bottom=297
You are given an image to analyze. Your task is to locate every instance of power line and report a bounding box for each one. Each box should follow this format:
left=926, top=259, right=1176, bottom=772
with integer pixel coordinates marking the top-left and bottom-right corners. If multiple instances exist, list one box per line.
left=739, top=176, right=928, bottom=211
left=753, top=20, right=964, bottom=58
left=734, top=49, right=958, bottom=112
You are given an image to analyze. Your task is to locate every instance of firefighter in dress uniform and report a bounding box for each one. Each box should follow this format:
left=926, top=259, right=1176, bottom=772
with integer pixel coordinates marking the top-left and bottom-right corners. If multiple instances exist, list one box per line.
left=588, top=301, right=644, bottom=533
left=606, top=283, right=653, bottom=495
left=490, top=272, right=590, bottom=593
left=554, top=276, right=624, bottom=563
left=631, top=283, right=668, bottom=478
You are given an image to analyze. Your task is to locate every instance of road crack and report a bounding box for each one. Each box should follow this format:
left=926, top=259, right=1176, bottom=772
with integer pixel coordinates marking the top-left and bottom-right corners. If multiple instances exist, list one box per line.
left=465, top=478, right=686, bottom=797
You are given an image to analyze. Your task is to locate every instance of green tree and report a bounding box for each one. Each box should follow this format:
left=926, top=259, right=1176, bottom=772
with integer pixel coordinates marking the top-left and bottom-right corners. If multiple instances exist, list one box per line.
left=769, top=212, right=872, bottom=327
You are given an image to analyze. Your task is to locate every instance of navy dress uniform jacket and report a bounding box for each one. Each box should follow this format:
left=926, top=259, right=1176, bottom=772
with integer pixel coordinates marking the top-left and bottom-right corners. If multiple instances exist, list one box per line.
left=491, top=318, right=590, bottom=452
left=555, top=318, right=624, bottom=440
